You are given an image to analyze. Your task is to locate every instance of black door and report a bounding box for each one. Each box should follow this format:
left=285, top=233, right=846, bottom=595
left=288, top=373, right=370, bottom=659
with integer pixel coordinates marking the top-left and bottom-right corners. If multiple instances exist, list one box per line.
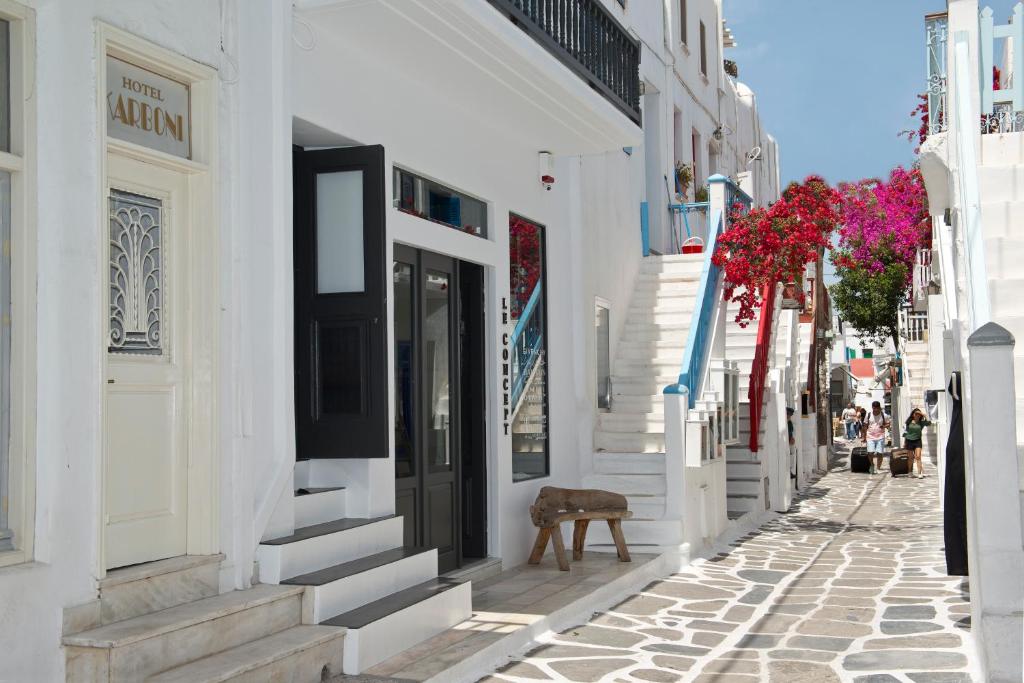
left=293, top=145, right=387, bottom=459
left=393, top=247, right=486, bottom=571
left=459, top=261, right=488, bottom=561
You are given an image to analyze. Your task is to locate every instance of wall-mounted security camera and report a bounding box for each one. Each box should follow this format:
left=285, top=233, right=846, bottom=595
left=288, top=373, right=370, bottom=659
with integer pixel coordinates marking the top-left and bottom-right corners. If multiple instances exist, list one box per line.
left=539, top=151, right=554, bottom=191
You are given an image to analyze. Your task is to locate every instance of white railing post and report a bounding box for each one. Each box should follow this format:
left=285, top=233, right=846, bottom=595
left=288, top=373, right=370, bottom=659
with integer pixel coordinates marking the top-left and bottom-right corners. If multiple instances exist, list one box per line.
left=662, top=390, right=687, bottom=520
left=965, top=322, right=1024, bottom=683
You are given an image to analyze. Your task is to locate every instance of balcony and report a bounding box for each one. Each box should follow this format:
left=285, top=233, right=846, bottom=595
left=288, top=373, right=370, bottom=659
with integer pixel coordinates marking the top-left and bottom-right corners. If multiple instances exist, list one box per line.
left=293, top=0, right=643, bottom=154
left=486, top=0, right=641, bottom=125
left=925, top=12, right=947, bottom=136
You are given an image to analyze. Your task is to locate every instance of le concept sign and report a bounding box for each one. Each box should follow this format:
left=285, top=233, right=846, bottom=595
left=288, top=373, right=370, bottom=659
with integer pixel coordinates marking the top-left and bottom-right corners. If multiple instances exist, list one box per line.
left=106, top=56, right=191, bottom=159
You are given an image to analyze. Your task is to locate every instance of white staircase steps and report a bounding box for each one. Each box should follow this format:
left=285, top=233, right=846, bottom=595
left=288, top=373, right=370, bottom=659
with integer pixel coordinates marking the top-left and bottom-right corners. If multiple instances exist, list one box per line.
left=146, top=626, right=345, bottom=683
left=282, top=546, right=438, bottom=623
left=587, top=253, right=703, bottom=550
left=321, top=578, right=471, bottom=675
left=294, top=486, right=347, bottom=529
left=257, top=515, right=403, bottom=584
left=63, top=584, right=340, bottom=682
left=258, top=478, right=473, bottom=676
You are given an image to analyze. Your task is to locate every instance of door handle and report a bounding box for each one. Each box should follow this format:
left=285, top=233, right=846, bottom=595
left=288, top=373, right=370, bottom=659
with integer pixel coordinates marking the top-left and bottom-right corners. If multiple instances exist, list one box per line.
left=107, top=379, right=116, bottom=384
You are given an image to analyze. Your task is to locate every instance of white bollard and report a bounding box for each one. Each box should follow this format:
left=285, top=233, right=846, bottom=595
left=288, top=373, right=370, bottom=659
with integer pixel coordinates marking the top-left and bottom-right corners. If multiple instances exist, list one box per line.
left=965, top=322, right=1024, bottom=683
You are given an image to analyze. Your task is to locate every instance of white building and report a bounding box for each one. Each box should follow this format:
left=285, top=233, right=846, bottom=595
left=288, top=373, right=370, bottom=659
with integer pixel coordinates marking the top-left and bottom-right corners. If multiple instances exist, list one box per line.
left=915, top=1, right=1024, bottom=680
left=0, top=1, right=790, bottom=680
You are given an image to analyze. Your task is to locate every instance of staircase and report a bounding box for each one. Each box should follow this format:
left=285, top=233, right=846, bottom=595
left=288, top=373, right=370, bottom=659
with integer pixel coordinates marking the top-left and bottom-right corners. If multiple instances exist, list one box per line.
left=63, top=555, right=345, bottom=681
left=512, top=358, right=548, bottom=480
left=255, top=461, right=472, bottom=675
left=902, top=340, right=937, bottom=463
left=585, top=253, right=702, bottom=547
left=977, top=161, right=1024, bottom=494
left=723, top=301, right=771, bottom=519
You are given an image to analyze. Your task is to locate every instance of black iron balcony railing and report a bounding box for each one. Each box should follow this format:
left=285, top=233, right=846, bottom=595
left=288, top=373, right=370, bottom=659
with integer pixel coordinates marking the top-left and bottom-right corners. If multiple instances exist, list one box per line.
left=487, top=0, right=642, bottom=125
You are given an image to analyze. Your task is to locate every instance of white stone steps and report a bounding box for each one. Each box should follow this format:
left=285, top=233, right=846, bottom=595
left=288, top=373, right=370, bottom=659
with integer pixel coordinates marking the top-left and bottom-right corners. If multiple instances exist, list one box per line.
left=592, top=451, right=666, bottom=474
left=978, top=163, right=1024, bottom=201
left=624, top=495, right=666, bottom=520
left=322, top=578, right=472, bottom=675
left=726, top=476, right=762, bottom=496
left=282, top=547, right=438, bottom=624
left=984, top=237, right=1024, bottom=275
left=620, top=325, right=691, bottom=342
left=598, top=413, right=666, bottom=432
left=95, top=554, right=224, bottom=627
left=614, top=358, right=684, bottom=372
left=294, top=487, right=347, bottom=529
left=146, top=625, right=345, bottom=683
left=612, top=380, right=675, bottom=397
left=979, top=200, right=1024, bottom=239
left=63, top=585, right=305, bottom=681
left=727, top=493, right=762, bottom=514
left=594, top=431, right=666, bottom=453
left=257, top=516, right=403, bottom=584
left=583, top=473, right=667, bottom=495
left=627, top=311, right=698, bottom=325
left=608, top=395, right=666, bottom=413
left=989, top=277, right=1024, bottom=317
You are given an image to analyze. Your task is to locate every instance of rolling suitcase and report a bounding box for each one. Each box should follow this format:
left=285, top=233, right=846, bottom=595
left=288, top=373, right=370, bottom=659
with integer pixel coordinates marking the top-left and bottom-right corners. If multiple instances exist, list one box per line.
left=890, top=449, right=911, bottom=477
left=850, top=446, right=870, bottom=473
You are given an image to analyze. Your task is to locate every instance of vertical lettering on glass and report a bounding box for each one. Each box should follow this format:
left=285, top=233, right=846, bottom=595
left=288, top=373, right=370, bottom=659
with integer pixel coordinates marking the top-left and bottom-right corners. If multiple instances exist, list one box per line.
left=109, top=190, right=162, bottom=355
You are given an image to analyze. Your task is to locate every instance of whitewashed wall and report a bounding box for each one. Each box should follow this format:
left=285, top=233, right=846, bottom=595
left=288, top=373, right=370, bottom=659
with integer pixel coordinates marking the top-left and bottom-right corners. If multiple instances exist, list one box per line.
left=0, top=2, right=239, bottom=681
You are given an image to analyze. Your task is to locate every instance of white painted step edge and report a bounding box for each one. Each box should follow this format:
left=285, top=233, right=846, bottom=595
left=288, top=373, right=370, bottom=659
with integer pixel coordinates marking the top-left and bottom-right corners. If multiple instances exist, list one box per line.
left=257, top=517, right=404, bottom=584
left=341, top=581, right=472, bottom=675
left=306, top=549, right=439, bottom=623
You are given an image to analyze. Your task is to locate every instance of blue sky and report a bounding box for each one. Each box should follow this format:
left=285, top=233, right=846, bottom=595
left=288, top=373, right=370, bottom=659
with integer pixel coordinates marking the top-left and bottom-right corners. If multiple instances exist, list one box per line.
left=722, top=0, right=1013, bottom=186
left=724, top=0, right=1019, bottom=280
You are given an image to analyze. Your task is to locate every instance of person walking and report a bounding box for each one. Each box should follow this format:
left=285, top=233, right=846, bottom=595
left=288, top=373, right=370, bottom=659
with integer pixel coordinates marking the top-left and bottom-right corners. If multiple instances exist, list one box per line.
left=857, top=406, right=868, bottom=443
left=841, top=402, right=858, bottom=440
left=904, top=408, right=932, bottom=478
left=864, top=401, right=890, bottom=474
left=787, top=407, right=798, bottom=489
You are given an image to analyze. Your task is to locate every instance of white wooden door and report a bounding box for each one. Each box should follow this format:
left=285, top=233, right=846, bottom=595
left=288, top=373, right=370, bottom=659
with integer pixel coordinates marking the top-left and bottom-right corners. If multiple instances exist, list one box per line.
left=103, top=154, right=190, bottom=569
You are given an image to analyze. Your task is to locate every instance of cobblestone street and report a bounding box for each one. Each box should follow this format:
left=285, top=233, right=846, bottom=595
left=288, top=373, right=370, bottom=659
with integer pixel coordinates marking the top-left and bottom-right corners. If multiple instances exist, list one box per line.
left=481, top=445, right=977, bottom=682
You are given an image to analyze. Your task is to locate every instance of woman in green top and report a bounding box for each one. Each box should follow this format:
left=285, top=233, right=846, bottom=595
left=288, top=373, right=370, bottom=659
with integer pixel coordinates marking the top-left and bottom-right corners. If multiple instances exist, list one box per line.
left=904, top=408, right=932, bottom=479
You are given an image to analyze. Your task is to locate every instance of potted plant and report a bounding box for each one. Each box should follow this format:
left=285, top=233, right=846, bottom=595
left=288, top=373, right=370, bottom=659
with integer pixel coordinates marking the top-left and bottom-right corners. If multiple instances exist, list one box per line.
left=694, top=184, right=710, bottom=203
left=674, top=162, right=694, bottom=198
left=781, top=278, right=802, bottom=309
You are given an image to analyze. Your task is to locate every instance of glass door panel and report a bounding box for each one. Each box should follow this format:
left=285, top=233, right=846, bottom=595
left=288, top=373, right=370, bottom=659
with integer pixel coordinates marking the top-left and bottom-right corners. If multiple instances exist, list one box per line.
left=424, top=270, right=451, bottom=472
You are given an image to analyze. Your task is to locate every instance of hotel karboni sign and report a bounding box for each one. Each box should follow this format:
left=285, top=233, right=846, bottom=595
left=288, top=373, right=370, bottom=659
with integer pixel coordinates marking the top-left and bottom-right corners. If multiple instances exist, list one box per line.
left=106, top=56, right=191, bottom=159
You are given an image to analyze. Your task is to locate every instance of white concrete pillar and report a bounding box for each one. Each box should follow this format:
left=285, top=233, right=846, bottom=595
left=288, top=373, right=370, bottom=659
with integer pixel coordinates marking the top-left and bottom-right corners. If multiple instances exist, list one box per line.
left=663, top=390, right=688, bottom=520
left=965, top=322, right=1024, bottom=683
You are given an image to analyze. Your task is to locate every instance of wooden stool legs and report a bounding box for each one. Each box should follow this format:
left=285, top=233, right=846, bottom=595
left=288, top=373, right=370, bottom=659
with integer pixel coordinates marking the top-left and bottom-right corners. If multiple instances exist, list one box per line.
left=607, top=518, right=631, bottom=563
left=529, top=517, right=631, bottom=570
left=549, top=526, right=570, bottom=571
left=572, top=519, right=590, bottom=561
left=528, top=527, right=551, bottom=565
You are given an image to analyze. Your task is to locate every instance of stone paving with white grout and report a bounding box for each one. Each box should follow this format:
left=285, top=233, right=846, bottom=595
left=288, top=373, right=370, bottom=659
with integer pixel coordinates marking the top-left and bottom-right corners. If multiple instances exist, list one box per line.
left=478, top=443, right=977, bottom=683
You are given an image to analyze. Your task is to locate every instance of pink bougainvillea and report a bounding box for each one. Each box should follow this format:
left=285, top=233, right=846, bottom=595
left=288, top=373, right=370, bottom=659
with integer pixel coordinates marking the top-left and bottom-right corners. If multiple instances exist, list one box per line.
left=713, top=175, right=840, bottom=325
left=832, top=166, right=930, bottom=285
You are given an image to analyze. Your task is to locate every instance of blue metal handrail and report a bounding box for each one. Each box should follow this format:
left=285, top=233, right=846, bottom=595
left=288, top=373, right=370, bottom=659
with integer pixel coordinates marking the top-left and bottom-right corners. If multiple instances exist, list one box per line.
left=664, top=174, right=751, bottom=408
left=510, top=281, right=544, bottom=411
left=664, top=208, right=724, bottom=407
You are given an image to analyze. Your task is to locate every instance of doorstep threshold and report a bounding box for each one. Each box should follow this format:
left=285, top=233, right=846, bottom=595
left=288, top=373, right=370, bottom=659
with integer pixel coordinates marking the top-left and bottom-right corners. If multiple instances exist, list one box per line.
left=357, top=551, right=676, bottom=682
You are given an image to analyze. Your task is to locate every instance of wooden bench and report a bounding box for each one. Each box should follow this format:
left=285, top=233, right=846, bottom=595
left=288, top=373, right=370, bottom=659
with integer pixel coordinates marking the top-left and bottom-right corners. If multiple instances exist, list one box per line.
left=527, top=486, right=633, bottom=571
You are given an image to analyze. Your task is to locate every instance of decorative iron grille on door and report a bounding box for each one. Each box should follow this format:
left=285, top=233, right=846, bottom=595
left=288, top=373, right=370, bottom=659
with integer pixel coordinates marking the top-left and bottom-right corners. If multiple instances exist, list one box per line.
left=109, top=189, right=162, bottom=355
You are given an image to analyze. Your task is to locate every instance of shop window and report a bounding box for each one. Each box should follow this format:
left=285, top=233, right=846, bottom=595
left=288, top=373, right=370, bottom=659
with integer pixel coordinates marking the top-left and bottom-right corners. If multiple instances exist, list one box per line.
left=679, top=0, right=687, bottom=46
left=393, top=168, right=487, bottom=238
left=596, top=301, right=610, bottom=410
left=0, top=1, right=35, bottom=566
left=509, top=215, right=548, bottom=481
left=699, top=21, right=707, bottom=76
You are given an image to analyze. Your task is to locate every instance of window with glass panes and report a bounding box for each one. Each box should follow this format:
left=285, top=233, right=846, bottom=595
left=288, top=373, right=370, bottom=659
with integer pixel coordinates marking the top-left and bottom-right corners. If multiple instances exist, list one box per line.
left=0, top=3, right=30, bottom=560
